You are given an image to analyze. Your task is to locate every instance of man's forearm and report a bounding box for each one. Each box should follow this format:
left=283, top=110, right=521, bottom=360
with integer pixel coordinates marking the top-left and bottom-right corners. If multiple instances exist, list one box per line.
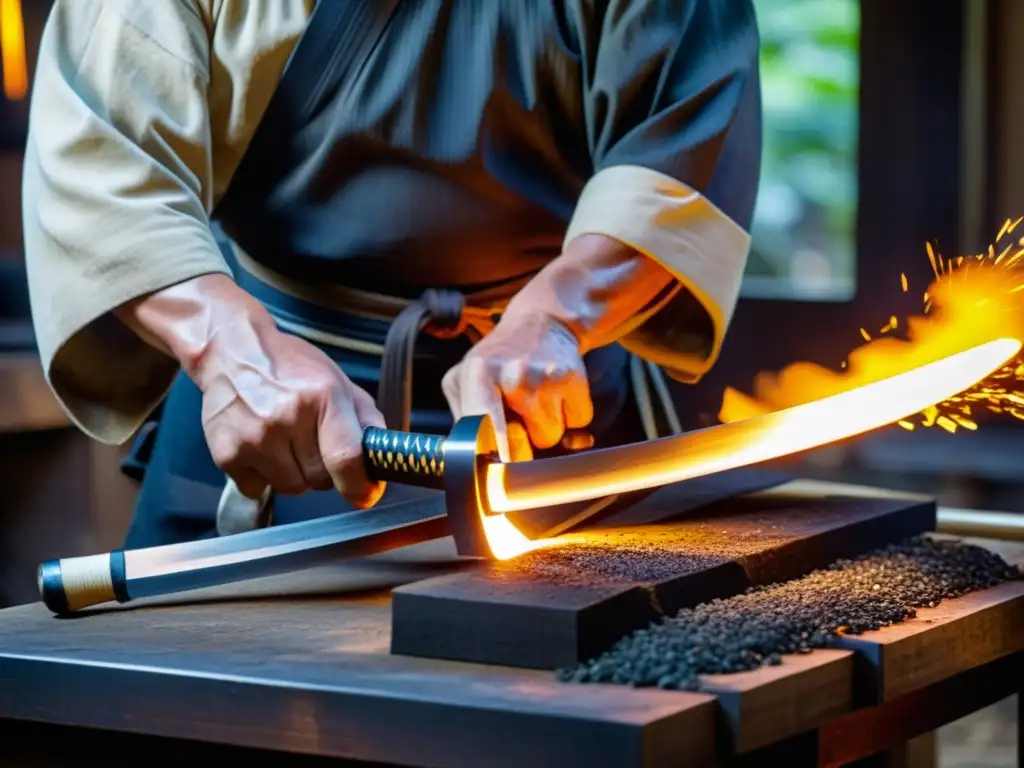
left=503, top=234, right=678, bottom=353
left=113, top=274, right=277, bottom=385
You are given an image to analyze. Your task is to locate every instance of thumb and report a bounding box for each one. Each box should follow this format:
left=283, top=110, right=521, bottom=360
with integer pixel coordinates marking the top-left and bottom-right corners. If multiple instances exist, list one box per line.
left=470, top=385, right=511, bottom=463
left=318, top=393, right=383, bottom=509
left=454, top=361, right=512, bottom=463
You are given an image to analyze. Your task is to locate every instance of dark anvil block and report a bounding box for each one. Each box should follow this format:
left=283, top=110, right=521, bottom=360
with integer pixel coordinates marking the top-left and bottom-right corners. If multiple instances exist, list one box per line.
left=391, top=480, right=936, bottom=669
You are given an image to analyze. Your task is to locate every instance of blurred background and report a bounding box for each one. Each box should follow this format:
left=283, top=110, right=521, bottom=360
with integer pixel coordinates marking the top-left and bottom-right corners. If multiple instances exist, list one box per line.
left=0, top=0, right=1017, bottom=762
left=749, top=0, right=859, bottom=301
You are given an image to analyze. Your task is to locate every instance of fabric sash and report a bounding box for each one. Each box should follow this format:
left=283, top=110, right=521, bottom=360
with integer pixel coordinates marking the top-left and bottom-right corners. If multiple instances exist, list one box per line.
left=227, top=241, right=683, bottom=442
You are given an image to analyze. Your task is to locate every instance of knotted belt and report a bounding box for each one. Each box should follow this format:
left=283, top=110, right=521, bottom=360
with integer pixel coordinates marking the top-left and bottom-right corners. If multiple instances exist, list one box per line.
left=378, top=287, right=493, bottom=431
left=229, top=244, right=681, bottom=440
left=230, top=245, right=516, bottom=432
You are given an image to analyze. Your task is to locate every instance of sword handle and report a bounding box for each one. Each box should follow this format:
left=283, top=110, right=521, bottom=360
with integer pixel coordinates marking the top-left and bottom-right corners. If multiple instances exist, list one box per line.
left=362, top=427, right=448, bottom=489
left=38, top=551, right=127, bottom=615
left=362, top=425, right=594, bottom=487
left=215, top=423, right=591, bottom=537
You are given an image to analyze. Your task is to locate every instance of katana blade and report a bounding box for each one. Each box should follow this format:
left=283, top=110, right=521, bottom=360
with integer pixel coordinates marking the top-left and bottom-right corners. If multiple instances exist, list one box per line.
left=487, top=338, right=1021, bottom=512
left=39, top=496, right=451, bottom=614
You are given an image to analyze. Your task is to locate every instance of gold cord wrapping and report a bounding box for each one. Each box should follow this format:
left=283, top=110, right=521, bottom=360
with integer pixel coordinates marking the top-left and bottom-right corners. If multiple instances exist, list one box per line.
left=58, top=554, right=116, bottom=611
left=364, top=428, right=446, bottom=481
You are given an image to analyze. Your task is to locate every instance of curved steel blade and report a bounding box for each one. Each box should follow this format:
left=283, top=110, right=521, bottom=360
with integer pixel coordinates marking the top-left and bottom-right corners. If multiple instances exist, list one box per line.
left=487, top=338, right=1021, bottom=513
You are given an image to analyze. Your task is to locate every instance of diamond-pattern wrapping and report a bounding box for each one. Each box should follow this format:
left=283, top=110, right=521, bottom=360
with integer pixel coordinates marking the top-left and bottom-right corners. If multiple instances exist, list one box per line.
left=363, top=427, right=446, bottom=482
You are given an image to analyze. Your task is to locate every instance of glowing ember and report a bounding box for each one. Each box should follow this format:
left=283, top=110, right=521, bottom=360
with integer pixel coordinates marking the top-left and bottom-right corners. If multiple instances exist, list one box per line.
left=481, top=514, right=561, bottom=560
left=719, top=219, right=1024, bottom=429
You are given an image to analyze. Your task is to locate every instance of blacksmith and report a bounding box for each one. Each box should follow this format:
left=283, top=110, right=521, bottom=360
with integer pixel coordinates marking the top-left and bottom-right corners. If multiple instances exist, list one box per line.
left=23, top=0, right=762, bottom=547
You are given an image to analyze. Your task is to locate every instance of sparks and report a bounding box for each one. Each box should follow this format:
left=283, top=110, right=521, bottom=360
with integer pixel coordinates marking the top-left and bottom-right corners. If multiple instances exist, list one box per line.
left=719, top=220, right=1024, bottom=435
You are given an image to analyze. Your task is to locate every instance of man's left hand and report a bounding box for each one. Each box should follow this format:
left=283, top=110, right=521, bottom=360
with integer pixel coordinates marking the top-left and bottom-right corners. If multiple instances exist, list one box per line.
left=442, top=309, right=594, bottom=462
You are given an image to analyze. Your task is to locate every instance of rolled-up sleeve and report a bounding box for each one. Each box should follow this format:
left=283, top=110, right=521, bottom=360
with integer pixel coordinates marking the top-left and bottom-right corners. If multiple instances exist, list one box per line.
left=23, top=0, right=231, bottom=444
left=565, top=0, right=762, bottom=382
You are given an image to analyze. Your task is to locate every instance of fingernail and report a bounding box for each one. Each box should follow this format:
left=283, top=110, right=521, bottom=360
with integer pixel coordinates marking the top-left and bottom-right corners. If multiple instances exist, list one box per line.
left=561, top=430, right=595, bottom=451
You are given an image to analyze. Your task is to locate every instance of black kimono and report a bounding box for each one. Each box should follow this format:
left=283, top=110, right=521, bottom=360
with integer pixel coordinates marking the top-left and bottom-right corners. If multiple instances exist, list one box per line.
left=24, top=0, right=762, bottom=547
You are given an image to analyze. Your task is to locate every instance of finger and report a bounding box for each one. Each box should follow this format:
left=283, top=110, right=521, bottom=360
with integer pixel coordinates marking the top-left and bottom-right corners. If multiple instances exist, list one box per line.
left=497, top=359, right=567, bottom=449
left=319, top=391, right=381, bottom=508
left=507, top=420, right=533, bottom=462
left=442, top=367, right=462, bottom=420
left=351, top=385, right=387, bottom=429
left=457, top=358, right=512, bottom=462
left=248, top=432, right=308, bottom=496
left=280, top=385, right=335, bottom=492
left=496, top=359, right=541, bottom=455
left=563, top=371, right=595, bottom=430
left=229, top=467, right=271, bottom=500
left=516, top=391, right=566, bottom=449
left=350, top=386, right=388, bottom=505
left=207, top=424, right=286, bottom=497
left=291, top=424, right=333, bottom=492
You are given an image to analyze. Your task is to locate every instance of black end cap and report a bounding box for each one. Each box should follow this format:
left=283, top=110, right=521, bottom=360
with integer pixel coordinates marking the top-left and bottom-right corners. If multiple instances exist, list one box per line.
left=37, top=560, right=69, bottom=615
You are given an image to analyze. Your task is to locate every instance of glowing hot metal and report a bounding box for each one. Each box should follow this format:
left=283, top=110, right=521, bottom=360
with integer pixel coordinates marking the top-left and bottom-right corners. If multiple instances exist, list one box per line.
left=486, top=339, right=1021, bottom=513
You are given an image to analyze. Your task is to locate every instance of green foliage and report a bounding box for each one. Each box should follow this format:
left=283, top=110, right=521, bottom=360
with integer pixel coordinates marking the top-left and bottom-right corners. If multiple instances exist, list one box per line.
left=748, top=0, right=859, bottom=288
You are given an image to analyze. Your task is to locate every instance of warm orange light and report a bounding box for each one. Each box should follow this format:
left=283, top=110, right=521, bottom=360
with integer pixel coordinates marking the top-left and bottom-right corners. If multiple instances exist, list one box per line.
left=0, top=0, right=27, bottom=101
left=486, top=339, right=1019, bottom=513
left=483, top=221, right=1024, bottom=552
left=480, top=515, right=561, bottom=560
left=719, top=223, right=1024, bottom=430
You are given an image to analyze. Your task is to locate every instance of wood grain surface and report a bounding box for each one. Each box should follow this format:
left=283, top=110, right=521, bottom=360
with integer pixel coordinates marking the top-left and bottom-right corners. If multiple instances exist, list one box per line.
left=0, top=554, right=722, bottom=768
left=695, top=547, right=1024, bottom=758
left=0, top=484, right=1020, bottom=767
left=833, top=554, right=1024, bottom=703
left=700, top=649, right=855, bottom=754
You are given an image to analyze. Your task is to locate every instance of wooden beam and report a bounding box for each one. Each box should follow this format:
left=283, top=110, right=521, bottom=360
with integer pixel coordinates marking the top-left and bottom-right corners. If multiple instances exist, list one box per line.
left=699, top=649, right=854, bottom=755
left=833, top=577, right=1024, bottom=703
left=816, top=651, right=1023, bottom=766
left=711, top=566, right=1024, bottom=765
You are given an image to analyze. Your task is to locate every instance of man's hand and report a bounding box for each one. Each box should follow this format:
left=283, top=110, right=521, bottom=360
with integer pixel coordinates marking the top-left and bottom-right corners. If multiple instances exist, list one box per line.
left=442, top=310, right=594, bottom=462
left=442, top=235, right=676, bottom=460
left=116, top=274, right=387, bottom=506
left=197, top=320, right=386, bottom=504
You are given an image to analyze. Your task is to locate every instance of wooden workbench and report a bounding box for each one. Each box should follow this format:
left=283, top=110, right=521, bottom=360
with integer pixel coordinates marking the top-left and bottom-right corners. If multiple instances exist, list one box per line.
left=0, top=488, right=1021, bottom=767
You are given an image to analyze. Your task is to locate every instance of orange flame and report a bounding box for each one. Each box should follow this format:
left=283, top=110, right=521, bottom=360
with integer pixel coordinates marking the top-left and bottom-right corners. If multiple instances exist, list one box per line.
left=720, top=220, right=1024, bottom=429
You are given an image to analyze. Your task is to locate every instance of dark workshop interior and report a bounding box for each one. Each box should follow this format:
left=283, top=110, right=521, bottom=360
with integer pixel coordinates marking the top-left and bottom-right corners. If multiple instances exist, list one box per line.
left=0, top=0, right=1022, bottom=766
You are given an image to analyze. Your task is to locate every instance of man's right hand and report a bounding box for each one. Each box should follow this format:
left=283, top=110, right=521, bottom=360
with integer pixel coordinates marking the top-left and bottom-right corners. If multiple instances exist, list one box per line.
left=115, top=274, right=386, bottom=506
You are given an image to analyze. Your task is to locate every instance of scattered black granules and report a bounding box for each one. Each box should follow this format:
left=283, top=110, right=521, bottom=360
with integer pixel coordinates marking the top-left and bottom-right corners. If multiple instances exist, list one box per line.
left=485, top=525, right=794, bottom=586
left=556, top=536, right=1020, bottom=690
